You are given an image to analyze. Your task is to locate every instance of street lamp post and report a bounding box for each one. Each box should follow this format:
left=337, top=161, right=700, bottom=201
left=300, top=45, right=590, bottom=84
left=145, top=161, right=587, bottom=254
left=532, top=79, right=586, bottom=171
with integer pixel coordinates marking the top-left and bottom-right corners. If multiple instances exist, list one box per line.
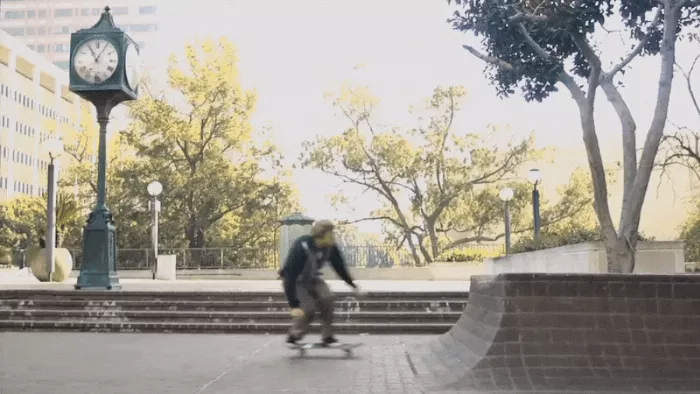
left=528, top=168, right=542, bottom=237
left=147, top=181, right=162, bottom=279
left=44, top=138, right=63, bottom=282
left=499, top=187, right=514, bottom=254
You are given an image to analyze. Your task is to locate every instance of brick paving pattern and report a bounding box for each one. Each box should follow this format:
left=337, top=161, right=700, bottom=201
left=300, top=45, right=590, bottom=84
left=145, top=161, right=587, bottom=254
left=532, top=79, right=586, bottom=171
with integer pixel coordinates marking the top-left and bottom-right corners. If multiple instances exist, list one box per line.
left=0, top=332, right=694, bottom=393
left=0, top=332, right=430, bottom=394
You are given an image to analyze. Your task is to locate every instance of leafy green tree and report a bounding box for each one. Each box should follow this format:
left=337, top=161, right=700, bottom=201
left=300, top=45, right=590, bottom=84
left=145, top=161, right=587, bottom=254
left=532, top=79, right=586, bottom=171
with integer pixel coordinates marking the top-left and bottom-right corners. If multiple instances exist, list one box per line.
left=446, top=0, right=699, bottom=272
left=0, top=193, right=83, bottom=249
left=334, top=223, right=382, bottom=246
left=116, top=37, right=298, bottom=253
left=681, top=202, right=700, bottom=263
left=0, top=197, right=43, bottom=249
left=303, top=84, right=591, bottom=264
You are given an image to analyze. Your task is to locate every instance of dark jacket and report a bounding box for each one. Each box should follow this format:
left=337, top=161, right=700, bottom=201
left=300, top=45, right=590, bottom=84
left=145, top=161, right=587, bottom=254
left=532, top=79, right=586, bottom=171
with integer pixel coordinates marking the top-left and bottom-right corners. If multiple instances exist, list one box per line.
left=280, top=235, right=355, bottom=308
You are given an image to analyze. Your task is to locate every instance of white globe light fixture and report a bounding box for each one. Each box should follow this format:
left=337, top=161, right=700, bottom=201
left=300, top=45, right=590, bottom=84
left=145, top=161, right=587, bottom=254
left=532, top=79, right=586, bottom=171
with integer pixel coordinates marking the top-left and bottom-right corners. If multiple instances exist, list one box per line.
left=44, top=137, right=64, bottom=159
left=147, top=181, right=162, bottom=197
left=499, top=187, right=514, bottom=201
left=528, top=168, right=542, bottom=184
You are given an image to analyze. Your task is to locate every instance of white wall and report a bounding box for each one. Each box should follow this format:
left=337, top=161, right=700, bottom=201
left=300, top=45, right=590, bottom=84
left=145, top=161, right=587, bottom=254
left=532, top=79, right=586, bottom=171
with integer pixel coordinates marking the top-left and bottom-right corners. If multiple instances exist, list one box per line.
left=484, top=241, right=685, bottom=274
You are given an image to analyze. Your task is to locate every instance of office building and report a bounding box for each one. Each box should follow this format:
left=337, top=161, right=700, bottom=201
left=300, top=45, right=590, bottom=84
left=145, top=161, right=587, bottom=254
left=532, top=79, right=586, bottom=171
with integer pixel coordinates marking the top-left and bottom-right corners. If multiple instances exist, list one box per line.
left=0, top=0, right=159, bottom=70
left=0, top=29, right=97, bottom=201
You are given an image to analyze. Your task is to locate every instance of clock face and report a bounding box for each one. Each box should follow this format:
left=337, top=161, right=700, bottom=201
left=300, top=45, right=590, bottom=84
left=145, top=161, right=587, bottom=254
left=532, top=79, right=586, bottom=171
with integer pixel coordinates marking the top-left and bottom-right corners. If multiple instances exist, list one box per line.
left=72, top=38, right=119, bottom=84
left=124, top=43, right=141, bottom=89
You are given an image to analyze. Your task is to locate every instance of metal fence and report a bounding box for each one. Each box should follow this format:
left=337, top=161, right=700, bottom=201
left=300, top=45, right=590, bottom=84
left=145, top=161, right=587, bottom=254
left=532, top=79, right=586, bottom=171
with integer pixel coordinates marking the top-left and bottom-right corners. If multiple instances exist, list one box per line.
left=63, top=245, right=418, bottom=270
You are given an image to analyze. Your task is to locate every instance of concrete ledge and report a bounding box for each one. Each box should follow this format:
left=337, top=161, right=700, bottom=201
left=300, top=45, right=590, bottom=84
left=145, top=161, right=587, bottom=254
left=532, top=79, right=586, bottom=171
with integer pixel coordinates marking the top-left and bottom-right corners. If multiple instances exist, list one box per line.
left=485, top=241, right=685, bottom=274
left=415, top=273, right=700, bottom=392
left=67, top=263, right=484, bottom=281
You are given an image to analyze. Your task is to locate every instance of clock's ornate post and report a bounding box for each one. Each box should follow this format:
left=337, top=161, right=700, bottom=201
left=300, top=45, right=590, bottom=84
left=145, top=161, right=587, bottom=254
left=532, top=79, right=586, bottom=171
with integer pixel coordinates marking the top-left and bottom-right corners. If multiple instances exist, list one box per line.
left=69, top=6, right=142, bottom=290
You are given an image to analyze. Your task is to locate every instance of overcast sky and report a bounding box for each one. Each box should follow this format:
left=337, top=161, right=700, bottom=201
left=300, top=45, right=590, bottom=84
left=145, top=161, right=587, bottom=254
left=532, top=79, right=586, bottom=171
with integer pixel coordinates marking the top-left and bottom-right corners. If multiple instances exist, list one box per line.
left=132, top=0, right=700, bottom=237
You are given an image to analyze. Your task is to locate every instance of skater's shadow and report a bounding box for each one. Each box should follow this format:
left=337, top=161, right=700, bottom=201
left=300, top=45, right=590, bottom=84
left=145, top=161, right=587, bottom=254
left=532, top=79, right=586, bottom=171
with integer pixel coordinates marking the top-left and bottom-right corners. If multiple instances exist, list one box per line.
left=287, top=354, right=361, bottom=361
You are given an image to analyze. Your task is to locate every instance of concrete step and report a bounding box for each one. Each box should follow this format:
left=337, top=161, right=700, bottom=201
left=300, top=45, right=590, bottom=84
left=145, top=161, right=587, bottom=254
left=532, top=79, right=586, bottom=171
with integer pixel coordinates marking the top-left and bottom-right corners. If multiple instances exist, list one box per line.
left=0, top=319, right=452, bottom=334
left=0, top=289, right=466, bottom=334
left=0, top=309, right=462, bottom=323
left=0, top=289, right=469, bottom=302
left=0, top=299, right=466, bottom=312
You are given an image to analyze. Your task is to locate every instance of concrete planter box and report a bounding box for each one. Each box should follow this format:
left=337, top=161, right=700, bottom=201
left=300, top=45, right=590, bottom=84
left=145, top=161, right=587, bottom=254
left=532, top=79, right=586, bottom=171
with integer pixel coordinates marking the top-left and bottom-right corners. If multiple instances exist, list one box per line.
left=484, top=241, right=684, bottom=274
left=155, top=255, right=177, bottom=280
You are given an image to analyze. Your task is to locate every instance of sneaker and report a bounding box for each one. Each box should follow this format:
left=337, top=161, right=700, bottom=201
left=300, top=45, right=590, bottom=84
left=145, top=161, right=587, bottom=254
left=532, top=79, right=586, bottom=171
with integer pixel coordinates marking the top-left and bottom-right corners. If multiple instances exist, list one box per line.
left=286, top=334, right=300, bottom=345
left=321, top=336, right=339, bottom=346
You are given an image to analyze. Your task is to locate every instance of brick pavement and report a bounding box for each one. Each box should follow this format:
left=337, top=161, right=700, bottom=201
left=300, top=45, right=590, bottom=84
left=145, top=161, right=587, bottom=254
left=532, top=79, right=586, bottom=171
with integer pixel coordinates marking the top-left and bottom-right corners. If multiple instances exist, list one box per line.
left=0, top=332, right=433, bottom=394
left=0, top=332, right=690, bottom=393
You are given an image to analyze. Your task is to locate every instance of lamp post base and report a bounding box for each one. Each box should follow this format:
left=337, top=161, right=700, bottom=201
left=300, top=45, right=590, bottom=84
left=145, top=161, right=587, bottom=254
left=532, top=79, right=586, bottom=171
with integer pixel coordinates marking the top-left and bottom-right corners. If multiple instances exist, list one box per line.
left=75, top=207, right=121, bottom=290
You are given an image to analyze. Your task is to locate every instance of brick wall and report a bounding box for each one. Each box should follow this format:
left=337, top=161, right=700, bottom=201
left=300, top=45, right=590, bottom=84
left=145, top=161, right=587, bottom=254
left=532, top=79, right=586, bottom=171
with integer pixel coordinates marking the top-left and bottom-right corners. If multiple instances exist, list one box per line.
left=418, top=273, right=700, bottom=392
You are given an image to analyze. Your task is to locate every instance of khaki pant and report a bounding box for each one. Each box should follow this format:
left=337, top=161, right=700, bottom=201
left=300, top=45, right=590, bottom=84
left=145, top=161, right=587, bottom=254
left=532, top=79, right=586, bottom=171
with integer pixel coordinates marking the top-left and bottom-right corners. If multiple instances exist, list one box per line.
left=288, top=278, right=335, bottom=339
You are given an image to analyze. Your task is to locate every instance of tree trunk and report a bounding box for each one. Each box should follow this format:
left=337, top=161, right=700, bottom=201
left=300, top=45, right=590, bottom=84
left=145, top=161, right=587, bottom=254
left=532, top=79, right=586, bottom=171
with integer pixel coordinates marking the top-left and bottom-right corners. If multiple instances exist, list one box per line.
left=403, top=232, right=423, bottom=266
left=604, top=236, right=636, bottom=274
left=426, top=220, right=440, bottom=260
left=416, top=234, right=433, bottom=264
left=186, top=219, right=205, bottom=249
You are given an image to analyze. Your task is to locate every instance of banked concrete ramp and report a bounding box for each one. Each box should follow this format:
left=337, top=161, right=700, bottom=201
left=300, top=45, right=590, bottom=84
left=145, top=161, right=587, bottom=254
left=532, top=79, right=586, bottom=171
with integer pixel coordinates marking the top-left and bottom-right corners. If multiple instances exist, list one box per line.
left=407, top=273, right=700, bottom=392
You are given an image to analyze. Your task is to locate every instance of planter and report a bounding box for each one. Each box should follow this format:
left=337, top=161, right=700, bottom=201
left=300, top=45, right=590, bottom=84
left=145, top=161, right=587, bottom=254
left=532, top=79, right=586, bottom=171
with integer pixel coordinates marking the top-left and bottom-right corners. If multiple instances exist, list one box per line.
left=484, top=241, right=684, bottom=274
left=0, top=247, right=12, bottom=267
left=26, top=246, right=74, bottom=282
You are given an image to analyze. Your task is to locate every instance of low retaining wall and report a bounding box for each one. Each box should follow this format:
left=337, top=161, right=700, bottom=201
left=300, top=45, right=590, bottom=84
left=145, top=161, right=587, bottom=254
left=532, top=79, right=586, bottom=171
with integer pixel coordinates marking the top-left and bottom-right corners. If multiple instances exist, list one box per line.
left=69, top=263, right=484, bottom=281
left=485, top=241, right=684, bottom=274
left=416, top=273, right=700, bottom=392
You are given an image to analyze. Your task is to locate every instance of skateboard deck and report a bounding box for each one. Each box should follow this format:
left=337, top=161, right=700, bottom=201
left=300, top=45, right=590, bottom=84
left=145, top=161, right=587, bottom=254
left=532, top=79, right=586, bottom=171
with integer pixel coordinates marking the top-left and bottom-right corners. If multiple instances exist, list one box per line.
left=288, top=342, right=361, bottom=356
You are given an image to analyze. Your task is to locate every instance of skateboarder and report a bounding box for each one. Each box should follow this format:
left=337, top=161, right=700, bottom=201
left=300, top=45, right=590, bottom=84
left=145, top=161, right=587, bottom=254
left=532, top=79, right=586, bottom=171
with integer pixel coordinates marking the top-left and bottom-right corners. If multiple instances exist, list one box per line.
left=279, top=220, right=360, bottom=346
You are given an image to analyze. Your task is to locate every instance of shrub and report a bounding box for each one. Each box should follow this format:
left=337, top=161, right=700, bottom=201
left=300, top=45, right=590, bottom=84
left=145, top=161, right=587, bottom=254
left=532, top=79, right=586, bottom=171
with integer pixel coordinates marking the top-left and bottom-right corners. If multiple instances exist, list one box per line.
left=511, top=227, right=655, bottom=254
left=437, top=247, right=503, bottom=262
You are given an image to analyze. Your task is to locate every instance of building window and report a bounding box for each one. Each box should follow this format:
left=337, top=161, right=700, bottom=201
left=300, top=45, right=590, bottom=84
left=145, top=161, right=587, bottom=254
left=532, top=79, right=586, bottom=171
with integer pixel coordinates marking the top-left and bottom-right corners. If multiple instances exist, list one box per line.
left=92, top=8, right=101, bottom=16
left=37, top=27, right=46, bottom=35
left=53, top=43, right=70, bottom=53
left=54, top=9, right=73, bottom=17
left=27, top=28, right=35, bottom=36
left=52, top=26, right=70, bottom=35
left=129, top=24, right=158, bottom=33
left=4, top=11, right=26, bottom=19
left=4, top=28, right=25, bottom=36
left=27, top=10, right=36, bottom=18
left=139, top=6, right=157, bottom=14
left=39, top=10, right=47, bottom=18
left=111, top=7, right=129, bottom=15
left=80, top=8, right=91, bottom=16
left=53, top=61, right=70, bottom=70
left=37, top=44, right=46, bottom=53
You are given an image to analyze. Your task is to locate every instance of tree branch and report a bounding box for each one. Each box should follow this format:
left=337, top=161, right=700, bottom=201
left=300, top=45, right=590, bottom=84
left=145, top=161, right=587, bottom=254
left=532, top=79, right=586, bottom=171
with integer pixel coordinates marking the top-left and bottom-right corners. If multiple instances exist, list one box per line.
left=442, top=195, right=593, bottom=250
left=513, top=22, right=589, bottom=106
left=608, top=8, right=662, bottom=78
left=338, top=216, right=404, bottom=229
left=462, top=45, right=515, bottom=70
left=677, top=53, right=700, bottom=118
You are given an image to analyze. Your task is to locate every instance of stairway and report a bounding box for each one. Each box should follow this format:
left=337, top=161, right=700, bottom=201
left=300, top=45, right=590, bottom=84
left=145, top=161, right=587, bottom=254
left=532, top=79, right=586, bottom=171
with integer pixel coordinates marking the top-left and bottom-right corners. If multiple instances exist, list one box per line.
left=0, top=289, right=468, bottom=334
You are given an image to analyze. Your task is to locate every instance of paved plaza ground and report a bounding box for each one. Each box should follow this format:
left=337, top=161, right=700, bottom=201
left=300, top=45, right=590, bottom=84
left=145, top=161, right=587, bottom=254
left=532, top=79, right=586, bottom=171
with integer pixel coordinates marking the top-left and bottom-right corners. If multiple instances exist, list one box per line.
left=0, top=332, right=431, bottom=394
left=1, top=332, right=683, bottom=394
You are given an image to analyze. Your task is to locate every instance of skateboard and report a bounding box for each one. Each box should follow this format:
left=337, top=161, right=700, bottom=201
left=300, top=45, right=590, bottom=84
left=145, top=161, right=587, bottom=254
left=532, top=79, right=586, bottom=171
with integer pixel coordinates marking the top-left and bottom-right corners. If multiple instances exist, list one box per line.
left=287, top=342, right=362, bottom=357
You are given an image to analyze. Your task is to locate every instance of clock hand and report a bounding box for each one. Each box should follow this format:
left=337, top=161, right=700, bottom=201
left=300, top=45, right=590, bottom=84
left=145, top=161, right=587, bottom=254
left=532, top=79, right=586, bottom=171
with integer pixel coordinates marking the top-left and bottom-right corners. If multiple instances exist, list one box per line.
left=95, top=45, right=108, bottom=61
left=87, top=46, right=99, bottom=61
